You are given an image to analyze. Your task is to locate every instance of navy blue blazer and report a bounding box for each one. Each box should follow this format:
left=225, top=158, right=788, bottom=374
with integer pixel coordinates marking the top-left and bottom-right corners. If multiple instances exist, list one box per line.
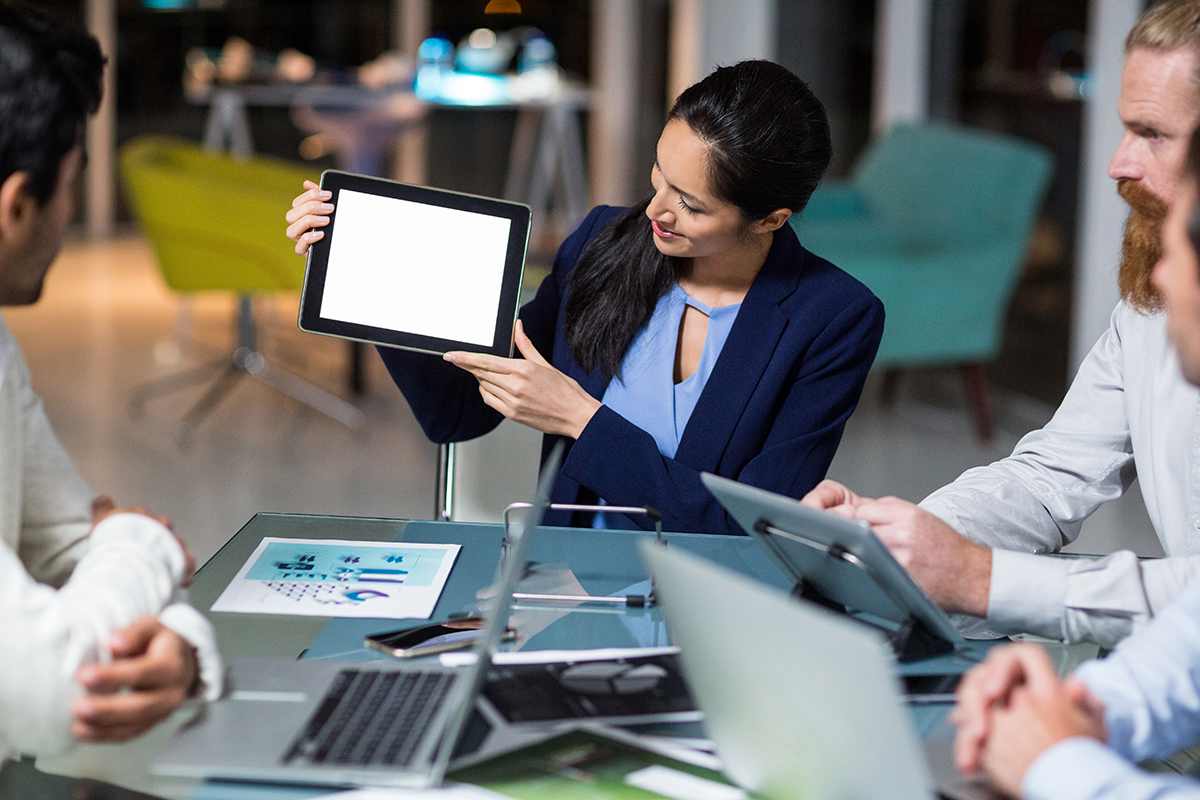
left=380, top=205, right=884, bottom=534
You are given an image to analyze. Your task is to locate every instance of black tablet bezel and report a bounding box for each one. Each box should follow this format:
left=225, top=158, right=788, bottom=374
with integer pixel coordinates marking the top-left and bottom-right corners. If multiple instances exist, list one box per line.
left=298, top=170, right=531, bottom=357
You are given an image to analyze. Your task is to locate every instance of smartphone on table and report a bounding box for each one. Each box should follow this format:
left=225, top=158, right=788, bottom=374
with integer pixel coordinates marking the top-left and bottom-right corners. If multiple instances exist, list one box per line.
left=364, top=616, right=515, bottom=659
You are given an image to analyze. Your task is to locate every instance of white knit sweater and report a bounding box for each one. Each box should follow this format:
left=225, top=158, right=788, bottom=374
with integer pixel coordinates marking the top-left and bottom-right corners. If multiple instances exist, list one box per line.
left=0, top=317, right=221, bottom=760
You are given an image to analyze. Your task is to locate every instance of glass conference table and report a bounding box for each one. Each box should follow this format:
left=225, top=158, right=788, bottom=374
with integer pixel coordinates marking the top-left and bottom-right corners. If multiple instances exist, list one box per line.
left=2, top=512, right=1099, bottom=799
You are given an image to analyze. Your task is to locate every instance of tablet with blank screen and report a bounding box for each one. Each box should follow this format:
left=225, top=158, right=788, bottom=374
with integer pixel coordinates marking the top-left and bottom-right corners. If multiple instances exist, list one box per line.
left=298, top=171, right=531, bottom=357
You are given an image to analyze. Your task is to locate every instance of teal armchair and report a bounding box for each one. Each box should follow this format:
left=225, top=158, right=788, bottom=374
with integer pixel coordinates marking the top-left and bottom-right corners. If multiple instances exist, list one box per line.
left=791, top=123, right=1053, bottom=440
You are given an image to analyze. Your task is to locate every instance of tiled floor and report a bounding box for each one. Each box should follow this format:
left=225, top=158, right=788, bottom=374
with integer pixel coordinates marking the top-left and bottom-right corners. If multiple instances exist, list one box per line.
left=4, top=233, right=1161, bottom=566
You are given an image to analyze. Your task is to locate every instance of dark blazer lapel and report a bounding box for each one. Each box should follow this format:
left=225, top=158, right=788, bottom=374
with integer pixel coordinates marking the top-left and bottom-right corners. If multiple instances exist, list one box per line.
left=673, top=229, right=805, bottom=470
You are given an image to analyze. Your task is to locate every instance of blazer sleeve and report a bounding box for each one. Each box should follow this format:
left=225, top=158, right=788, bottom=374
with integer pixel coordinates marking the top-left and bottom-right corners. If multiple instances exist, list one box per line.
left=376, top=206, right=614, bottom=444
left=563, top=283, right=885, bottom=534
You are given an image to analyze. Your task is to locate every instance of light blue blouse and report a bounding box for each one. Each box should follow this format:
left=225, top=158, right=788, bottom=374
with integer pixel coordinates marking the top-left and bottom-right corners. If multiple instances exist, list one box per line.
left=578, top=284, right=729, bottom=527
left=592, top=284, right=741, bottom=527
left=602, top=283, right=742, bottom=458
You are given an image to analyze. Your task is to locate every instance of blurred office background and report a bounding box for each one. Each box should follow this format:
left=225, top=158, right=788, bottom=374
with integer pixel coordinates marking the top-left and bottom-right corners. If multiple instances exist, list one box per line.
left=12, top=0, right=1159, bottom=564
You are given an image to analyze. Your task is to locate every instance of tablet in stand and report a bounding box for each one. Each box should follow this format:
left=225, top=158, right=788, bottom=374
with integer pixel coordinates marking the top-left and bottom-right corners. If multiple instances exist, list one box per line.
left=702, top=474, right=966, bottom=663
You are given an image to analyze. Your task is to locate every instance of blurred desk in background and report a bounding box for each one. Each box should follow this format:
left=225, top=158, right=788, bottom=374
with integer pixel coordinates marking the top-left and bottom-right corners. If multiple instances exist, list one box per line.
left=191, top=76, right=591, bottom=244
left=190, top=78, right=589, bottom=395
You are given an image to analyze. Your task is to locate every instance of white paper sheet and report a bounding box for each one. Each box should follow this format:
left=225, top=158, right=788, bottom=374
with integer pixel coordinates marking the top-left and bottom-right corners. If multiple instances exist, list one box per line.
left=210, top=537, right=460, bottom=619
left=319, top=785, right=511, bottom=799
left=438, top=645, right=681, bottom=667
left=625, top=765, right=747, bottom=800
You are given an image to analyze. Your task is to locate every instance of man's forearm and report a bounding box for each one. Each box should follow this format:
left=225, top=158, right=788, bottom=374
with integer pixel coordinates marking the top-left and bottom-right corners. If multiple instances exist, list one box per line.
left=0, top=514, right=186, bottom=755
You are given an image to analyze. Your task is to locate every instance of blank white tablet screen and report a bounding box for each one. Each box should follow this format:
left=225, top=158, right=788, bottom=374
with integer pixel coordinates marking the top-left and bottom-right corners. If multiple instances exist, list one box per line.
left=319, top=189, right=512, bottom=347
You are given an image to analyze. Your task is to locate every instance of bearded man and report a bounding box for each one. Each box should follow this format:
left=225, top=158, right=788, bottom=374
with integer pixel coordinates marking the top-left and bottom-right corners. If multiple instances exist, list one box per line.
left=803, top=0, right=1200, bottom=649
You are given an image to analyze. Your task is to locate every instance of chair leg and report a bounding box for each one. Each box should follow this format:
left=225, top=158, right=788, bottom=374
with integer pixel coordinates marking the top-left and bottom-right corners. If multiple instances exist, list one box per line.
left=129, top=354, right=231, bottom=416
left=133, top=294, right=366, bottom=442
left=962, top=362, right=994, bottom=443
left=174, top=360, right=245, bottom=445
left=349, top=341, right=366, bottom=396
left=436, top=442, right=455, bottom=522
left=880, top=368, right=902, bottom=406
left=239, top=347, right=366, bottom=433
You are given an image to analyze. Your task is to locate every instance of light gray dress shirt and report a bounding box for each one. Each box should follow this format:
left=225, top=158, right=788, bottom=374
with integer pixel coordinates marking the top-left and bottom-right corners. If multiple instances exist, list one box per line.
left=920, top=302, right=1200, bottom=647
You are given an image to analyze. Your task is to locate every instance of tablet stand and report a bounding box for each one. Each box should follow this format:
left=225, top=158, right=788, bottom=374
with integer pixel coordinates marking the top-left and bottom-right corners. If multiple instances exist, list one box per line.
left=501, top=503, right=664, bottom=607
left=759, top=520, right=955, bottom=662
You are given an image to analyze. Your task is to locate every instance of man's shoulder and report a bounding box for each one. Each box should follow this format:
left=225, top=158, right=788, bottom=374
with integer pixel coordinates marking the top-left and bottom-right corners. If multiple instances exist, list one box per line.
left=1110, top=300, right=1167, bottom=343
left=1074, top=301, right=1170, bottom=375
left=0, top=318, right=23, bottom=385
left=1107, top=302, right=1179, bottom=379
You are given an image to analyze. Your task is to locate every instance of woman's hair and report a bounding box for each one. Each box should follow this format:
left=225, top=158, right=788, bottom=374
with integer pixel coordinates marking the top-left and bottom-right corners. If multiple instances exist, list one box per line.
left=564, top=59, right=831, bottom=379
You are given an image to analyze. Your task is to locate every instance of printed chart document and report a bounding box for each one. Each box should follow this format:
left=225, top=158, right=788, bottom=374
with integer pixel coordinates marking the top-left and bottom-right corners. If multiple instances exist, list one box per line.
left=211, top=537, right=460, bottom=619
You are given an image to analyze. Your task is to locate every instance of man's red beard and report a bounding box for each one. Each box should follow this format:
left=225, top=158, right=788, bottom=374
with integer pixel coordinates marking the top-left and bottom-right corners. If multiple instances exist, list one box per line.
left=1117, top=178, right=1167, bottom=312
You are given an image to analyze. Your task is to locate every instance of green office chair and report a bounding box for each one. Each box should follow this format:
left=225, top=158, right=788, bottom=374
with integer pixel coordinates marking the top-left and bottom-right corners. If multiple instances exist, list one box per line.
left=792, top=123, right=1053, bottom=440
left=120, top=135, right=365, bottom=444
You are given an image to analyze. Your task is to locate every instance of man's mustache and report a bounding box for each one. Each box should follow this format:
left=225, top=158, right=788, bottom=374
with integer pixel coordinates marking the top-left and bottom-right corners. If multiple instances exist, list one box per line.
left=1116, top=178, right=1166, bottom=312
left=1118, top=178, right=1168, bottom=219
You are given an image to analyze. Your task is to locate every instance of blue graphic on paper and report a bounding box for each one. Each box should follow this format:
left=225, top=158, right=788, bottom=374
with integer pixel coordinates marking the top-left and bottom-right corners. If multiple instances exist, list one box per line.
left=244, top=541, right=444, bottom=605
left=344, top=590, right=389, bottom=602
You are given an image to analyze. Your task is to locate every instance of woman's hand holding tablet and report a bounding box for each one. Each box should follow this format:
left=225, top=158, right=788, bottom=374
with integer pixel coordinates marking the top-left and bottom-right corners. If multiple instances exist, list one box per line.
left=291, top=171, right=530, bottom=358
left=286, top=180, right=332, bottom=256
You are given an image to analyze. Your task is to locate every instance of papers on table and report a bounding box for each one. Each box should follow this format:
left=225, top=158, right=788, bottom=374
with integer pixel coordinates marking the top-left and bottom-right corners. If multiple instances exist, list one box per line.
left=319, top=786, right=511, bottom=799
left=211, top=537, right=460, bottom=619
left=438, top=645, right=681, bottom=668
left=625, top=765, right=748, bottom=800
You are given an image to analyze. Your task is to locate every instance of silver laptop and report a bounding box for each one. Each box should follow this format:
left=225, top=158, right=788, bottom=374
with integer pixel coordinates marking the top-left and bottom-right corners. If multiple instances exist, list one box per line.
left=152, top=443, right=564, bottom=789
left=641, top=542, right=936, bottom=800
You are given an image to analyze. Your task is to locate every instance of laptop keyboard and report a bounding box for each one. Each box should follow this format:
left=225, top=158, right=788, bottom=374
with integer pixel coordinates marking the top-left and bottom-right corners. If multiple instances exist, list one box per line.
left=284, top=669, right=456, bottom=769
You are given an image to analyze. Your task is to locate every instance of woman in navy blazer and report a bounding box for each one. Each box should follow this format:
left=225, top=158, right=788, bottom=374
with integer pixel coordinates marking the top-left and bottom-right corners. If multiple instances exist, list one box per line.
left=288, top=61, right=883, bottom=535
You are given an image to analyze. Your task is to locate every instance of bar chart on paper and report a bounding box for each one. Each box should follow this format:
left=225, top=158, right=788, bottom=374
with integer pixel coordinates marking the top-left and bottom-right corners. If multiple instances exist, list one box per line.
left=210, top=537, right=460, bottom=619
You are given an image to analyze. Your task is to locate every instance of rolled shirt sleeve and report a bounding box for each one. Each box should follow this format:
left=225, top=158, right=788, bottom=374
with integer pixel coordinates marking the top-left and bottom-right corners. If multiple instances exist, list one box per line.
left=158, top=600, right=224, bottom=702
left=1071, top=578, right=1200, bottom=766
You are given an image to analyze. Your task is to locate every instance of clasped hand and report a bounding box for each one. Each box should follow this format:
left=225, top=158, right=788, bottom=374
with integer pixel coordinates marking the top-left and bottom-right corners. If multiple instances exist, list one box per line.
left=444, top=320, right=600, bottom=439
left=72, top=615, right=200, bottom=742
left=72, top=497, right=202, bottom=742
left=952, top=643, right=1106, bottom=796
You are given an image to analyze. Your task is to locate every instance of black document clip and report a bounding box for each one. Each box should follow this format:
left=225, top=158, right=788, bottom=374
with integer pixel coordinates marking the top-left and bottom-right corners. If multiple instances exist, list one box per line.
left=762, top=520, right=955, bottom=662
